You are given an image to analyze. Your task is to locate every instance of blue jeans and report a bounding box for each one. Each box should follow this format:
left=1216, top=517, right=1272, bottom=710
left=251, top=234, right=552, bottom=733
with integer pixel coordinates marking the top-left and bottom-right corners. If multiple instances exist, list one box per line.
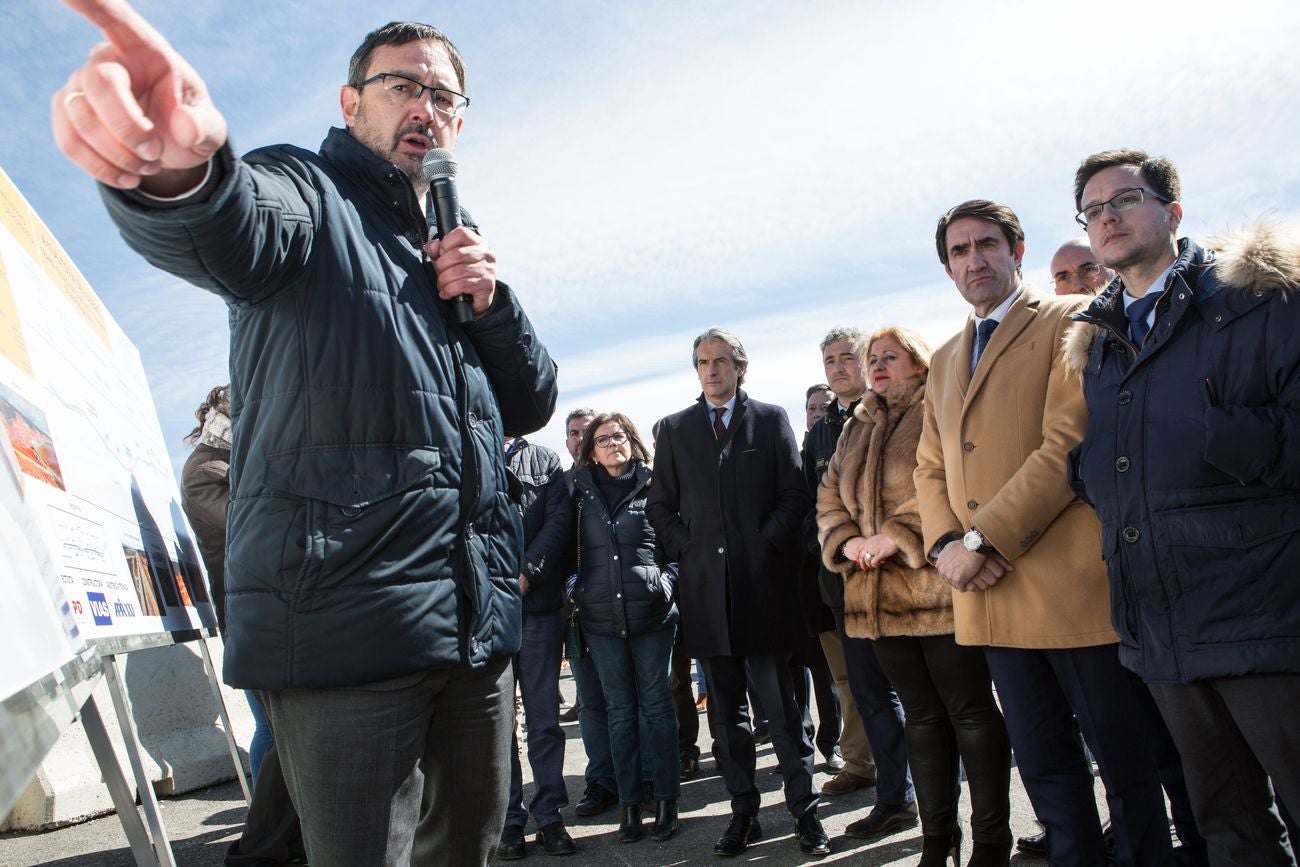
left=569, top=649, right=616, bottom=792
left=586, top=624, right=681, bottom=804
left=505, top=609, right=569, bottom=828
left=246, top=690, right=275, bottom=786
left=834, top=609, right=915, bottom=806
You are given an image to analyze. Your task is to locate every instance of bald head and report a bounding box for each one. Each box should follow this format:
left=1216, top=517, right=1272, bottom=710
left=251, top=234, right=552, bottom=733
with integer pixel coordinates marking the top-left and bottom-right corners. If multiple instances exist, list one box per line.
left=1051, top=238, right=1114, bottom=296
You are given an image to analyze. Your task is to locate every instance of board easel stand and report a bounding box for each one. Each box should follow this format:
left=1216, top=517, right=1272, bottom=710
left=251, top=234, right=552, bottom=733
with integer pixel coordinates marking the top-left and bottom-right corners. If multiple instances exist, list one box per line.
left=85, top=628, right=252, bottom=866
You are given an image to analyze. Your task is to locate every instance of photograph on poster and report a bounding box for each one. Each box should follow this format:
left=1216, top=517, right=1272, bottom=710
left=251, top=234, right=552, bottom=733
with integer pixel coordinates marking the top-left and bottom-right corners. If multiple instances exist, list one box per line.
left=0, top=381, right=65, bottom=491
left=121, top=544, right=162, bottom=618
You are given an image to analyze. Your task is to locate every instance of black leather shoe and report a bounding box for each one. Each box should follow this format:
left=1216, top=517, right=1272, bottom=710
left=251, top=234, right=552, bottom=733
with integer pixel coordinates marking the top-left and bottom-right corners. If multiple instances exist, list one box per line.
left=1016, top=829, right=1047, bottom=855
left=797, top=812, right=831, bottom=857
left=574, top=782, right=618, bottom=817
left=536, top=822, right=576, bottom=856
left=822, top=747, right=846, bottom=773
left=714, top=814, right=762, bottom=856
left=844, top=801, right=919, bottom=840
left=753, top=723, right=772, bottom=745
left=619, top=805, right=644, bottom=843
left=680, top=752, right=700, bottom=780
left=497, top=825, right=527, bottom=860
left=651, top=800, right=679, bottom=841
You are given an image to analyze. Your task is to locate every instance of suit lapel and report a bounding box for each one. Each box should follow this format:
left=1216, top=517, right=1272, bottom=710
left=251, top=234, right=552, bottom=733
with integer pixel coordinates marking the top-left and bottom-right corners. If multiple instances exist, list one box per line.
left=963, top=290, right=1039, bottom=413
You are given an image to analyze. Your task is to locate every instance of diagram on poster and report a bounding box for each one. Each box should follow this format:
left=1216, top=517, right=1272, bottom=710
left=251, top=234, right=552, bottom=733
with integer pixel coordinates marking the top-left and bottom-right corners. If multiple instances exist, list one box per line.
left=0, top=166, right=217, bottom=649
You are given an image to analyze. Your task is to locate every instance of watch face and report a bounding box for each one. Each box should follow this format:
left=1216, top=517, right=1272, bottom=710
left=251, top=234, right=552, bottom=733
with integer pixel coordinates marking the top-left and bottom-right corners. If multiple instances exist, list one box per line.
left=963, top=529, right=982, bottom=551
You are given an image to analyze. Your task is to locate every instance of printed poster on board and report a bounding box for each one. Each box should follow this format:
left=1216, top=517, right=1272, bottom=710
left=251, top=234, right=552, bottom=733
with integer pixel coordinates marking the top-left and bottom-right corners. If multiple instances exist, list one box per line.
left=0, top=166, right=217, bottom=650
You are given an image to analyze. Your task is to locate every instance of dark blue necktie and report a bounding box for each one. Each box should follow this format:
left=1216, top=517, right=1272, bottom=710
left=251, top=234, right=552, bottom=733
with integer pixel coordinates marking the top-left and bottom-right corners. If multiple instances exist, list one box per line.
left=1126, top=293, right=1161, bottom=345
left=972, top=318, right=998, bottom=372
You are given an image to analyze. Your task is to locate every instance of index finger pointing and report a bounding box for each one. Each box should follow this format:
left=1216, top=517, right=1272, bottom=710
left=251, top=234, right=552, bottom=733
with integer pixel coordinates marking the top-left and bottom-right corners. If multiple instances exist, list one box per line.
left=62, top=0, right=171, bottom=56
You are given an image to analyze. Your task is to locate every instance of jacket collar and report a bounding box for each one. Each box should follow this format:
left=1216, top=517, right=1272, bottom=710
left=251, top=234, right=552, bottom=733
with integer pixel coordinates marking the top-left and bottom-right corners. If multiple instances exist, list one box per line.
left=1062, top=220, right=1300, bottom=377
left=959, top=285, right=1042, bottom=404
left=319, top=127, right=422, bottom=221
left=574, top=460, right=652, bottom=514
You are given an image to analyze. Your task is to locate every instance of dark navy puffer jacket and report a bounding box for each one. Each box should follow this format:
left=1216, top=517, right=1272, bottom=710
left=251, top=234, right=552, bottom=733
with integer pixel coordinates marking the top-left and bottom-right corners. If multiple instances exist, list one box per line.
left=572, top=462, right=678, bottom=639
left=102, top=128, right=558, bottom=689
left=505, top=439, right=572, bottom=614
left=1065, top=224, right=1300, bottom=684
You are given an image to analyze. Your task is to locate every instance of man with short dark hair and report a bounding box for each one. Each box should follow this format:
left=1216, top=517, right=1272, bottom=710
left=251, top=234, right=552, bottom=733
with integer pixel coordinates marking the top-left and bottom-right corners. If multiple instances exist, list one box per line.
left=802, top=331, right=913, bottom=832
left=499, top=436, right=575, bottom=858
left=917, top=200, right=1178, bottom=866
left=804, top=384, right=834, bottom=431
left=1050, top=238, right=1114, bottom=296
left=1066, top=148, right=1300, bottom=864
left=53, top=5, right=557, bottom=864
left=648, top=327, right=829, bottom=857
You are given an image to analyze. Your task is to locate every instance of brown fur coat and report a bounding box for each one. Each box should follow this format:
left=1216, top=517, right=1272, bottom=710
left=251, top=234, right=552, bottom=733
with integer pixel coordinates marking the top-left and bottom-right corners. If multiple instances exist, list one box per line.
left=817, top=375, right=952, bottom=639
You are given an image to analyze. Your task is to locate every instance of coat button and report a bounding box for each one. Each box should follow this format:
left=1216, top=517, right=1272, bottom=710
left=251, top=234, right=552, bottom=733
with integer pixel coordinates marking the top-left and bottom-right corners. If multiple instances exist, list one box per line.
left=1117, top=389, right=1132, bottom=405
left=616, top=592, right=622, bottom=598
left=467, top=411, right=479, bottom=427
left=469, top=638, right=481, bottom=654
left=1115, top=456, right=1131, bottom=472
left=341, top=505, right=362, bottom=517
left=717, top=547, right=725, bottom=554
left=1122, top=526, right=1140, bottom=543
left=962, top=442, right=975, bottom=453
left=613, top=555, right=619, bottom=560
left=967, top=500, right=978, bottom=510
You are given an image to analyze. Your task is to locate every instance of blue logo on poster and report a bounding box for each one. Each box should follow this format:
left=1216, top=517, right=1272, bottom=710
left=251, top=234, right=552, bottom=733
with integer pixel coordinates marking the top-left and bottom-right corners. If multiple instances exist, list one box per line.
left=87, top=592, right=112, bottom=626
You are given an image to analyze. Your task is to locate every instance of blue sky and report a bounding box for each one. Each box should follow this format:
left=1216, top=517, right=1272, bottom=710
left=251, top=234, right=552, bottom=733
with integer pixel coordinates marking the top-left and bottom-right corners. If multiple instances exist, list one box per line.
left=3, top=0, right=1299, bottom=472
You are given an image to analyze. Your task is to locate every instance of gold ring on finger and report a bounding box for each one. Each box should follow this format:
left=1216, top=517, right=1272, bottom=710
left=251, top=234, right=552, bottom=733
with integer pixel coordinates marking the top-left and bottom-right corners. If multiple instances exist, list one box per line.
left=63, top=90, right=87, bottom=110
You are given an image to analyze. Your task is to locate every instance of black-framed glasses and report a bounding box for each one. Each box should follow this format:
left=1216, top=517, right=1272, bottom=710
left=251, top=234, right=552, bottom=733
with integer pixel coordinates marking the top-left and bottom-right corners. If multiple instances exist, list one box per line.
left=1051, top=261, right=1103, bottom=288
left=1076, top=188, right=1170, bottom=228
left=356, top=73, right=469, bottom=119
left=593, top=431, right=629, bottom=448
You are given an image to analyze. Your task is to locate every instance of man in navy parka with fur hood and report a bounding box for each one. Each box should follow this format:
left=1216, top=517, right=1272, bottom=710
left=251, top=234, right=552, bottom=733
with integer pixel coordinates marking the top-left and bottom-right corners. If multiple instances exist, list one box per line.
left=1064, top=148, right=1299, bottom=864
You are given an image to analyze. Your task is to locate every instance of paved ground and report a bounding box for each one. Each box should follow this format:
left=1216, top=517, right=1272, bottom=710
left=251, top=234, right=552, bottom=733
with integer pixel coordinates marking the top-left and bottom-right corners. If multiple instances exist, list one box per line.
left=1, top=669, right=1073, bottom=866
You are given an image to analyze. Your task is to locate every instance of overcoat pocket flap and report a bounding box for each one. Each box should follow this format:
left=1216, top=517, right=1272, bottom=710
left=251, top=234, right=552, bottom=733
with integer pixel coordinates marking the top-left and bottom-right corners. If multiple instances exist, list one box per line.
left=264, top=445, right=442, bottom=507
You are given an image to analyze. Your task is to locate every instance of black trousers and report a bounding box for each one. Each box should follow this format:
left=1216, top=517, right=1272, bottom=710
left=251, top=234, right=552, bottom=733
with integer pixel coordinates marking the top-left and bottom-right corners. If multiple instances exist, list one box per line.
left=225, top=719, right=302, bottom=865
left=873, top=634, right=1011, bottom=845
left=1149, top=674, right=1300, bottom=866
left=790, top=645, right=841, bottom=759
left=701, top=653, right=818, bottom=818
left=669, top=627, right=699, bottom=759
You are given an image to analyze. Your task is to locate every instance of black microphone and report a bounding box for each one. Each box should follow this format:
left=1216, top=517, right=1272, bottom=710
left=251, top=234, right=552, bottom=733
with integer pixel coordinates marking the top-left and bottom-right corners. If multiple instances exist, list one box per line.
left=421, top=148, right=472, bottom=324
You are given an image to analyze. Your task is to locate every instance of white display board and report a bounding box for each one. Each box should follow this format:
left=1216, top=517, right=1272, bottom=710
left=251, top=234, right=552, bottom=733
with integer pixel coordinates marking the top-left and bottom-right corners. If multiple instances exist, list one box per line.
left=0, top=166, right=217, bottom=656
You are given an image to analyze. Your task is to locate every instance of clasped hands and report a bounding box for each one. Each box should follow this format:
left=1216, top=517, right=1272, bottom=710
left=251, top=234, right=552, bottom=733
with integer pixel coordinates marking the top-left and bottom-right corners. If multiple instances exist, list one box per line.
left=935, top=541, right=1015, bottom=593
left=841, top=534, right=900, bottom=570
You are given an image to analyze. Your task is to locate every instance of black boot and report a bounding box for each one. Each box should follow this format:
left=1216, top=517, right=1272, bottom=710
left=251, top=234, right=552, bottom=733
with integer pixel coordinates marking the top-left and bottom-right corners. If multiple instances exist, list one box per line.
left=918, top=829, right=961, bottom=867
left=618, top=804, right=643, bottom=843
left=966, top=836, right=1012, bottom=867
left=651, top=799, right=679, bottom=841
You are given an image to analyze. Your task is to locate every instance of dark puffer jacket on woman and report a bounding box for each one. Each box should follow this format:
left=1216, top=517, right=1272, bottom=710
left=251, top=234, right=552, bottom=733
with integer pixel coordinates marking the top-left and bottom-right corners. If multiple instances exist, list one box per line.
left=572, top=461, right=677, bottom=639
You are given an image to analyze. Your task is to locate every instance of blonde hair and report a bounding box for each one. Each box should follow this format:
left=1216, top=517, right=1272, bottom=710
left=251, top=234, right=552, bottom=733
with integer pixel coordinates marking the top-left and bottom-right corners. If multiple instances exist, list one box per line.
left=865, top=326, right=932, bottom=373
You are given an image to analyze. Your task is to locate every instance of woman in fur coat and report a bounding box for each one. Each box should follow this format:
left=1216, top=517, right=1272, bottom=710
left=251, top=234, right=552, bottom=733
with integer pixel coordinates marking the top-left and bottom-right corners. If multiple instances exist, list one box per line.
left=818, top=327, right=1012, bottom=867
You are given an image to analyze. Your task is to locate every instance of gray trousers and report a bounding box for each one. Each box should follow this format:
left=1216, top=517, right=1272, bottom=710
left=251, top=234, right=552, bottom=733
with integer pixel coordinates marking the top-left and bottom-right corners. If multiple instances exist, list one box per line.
left=265, top=658, right=513, bottom=867
left=1148, top=674, right=1300, bottom=867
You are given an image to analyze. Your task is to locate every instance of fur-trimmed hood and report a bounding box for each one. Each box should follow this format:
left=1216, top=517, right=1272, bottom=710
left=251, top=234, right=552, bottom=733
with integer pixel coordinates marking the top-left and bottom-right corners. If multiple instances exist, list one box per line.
left=1062, top=220, right=1300, bottom=376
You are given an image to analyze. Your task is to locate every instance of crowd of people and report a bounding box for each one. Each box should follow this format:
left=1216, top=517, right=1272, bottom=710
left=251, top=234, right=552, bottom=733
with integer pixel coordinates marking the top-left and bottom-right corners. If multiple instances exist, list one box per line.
left=54, top=2, right=1298, bottom=865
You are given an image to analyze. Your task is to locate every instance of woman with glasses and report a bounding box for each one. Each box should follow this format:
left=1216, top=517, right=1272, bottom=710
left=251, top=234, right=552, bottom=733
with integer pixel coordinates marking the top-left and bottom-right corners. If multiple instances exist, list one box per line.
left=817, top=327, right=1012, bottom=867
left=571, top=412, right=680, bottom=843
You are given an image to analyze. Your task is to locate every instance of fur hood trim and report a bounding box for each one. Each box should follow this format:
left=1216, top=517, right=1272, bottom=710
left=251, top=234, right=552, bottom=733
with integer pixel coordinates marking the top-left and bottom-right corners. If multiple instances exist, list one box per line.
left=1061, top=220, right=1300, bottom=377
left=1207, top=219, right=1300, bottom=296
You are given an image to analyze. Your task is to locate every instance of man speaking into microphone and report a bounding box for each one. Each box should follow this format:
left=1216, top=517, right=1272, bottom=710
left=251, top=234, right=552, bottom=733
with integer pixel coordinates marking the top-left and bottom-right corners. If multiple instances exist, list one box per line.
left=51, top=3, right=558, bottom=865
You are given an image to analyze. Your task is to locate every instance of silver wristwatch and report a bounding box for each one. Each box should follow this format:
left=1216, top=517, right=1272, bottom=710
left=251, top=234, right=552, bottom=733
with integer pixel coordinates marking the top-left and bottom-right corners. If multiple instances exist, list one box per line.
left=962, top=528, right=986, bottom=552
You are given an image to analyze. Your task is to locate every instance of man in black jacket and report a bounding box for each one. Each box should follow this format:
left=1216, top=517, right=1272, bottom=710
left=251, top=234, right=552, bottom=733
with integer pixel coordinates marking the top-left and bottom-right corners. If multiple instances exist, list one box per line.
left=802, top=330, right=906, bottom=812
left=53, top=6, right=558, bottom=865
left=499, top=438, right=575, bottom=857
left=647, top=327, right=828, bottom=858
left=1066, top=148, right=1299, bottom=864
